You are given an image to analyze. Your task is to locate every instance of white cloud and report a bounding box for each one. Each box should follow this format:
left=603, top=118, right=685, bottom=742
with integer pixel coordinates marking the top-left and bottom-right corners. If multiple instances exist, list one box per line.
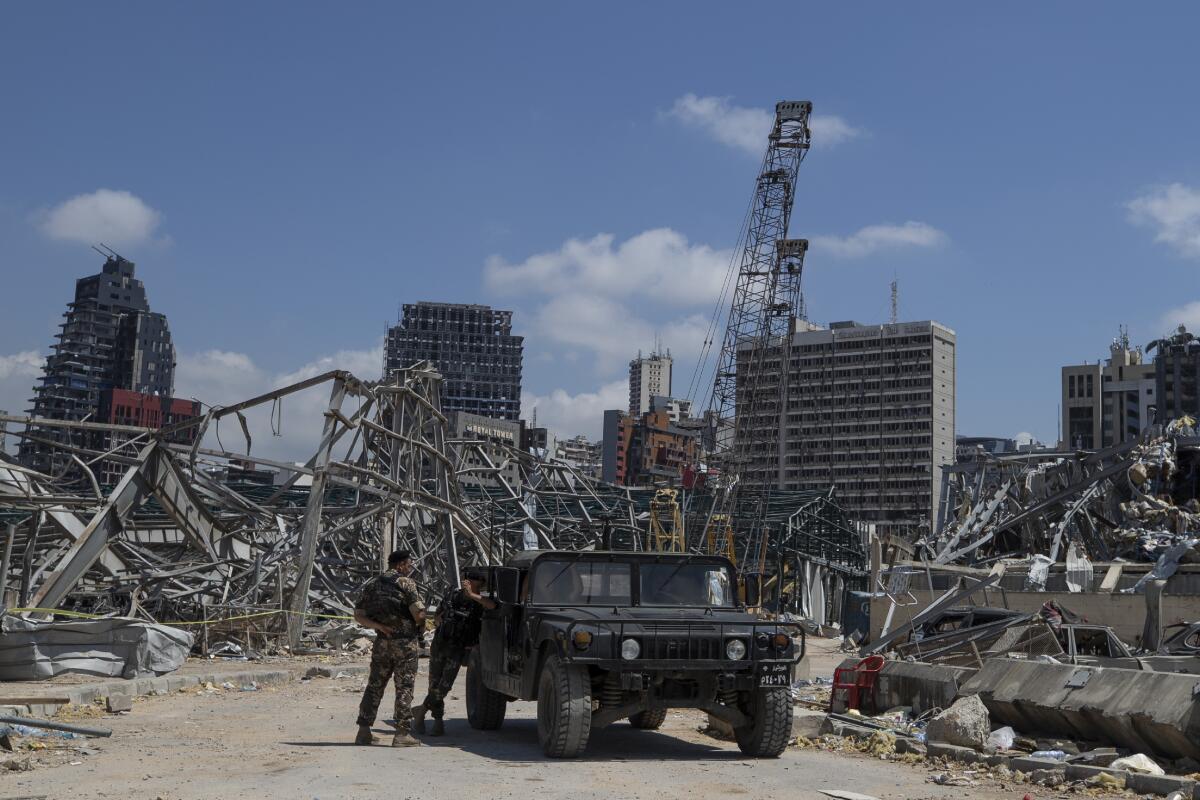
left=0, top=351, right=42, bottom=452
left=175, top=344, right=382, bottom=462
left=810, top=221, right=948, bottom=258
left=665, top=93, right=863, bottom=155
left=531, top=292, right=709, bottom=374
left=485, top=228, right=731, bottom=307
left=809, top=115, right=864, bottom=147
left=0, top=351, right=43, bottom=381
left=523, top=380, right=628, bottom=441
left=38, top=189, right=164, bottom=246
left=1127, top=183, right=1200, bottom=259
left=1159, top=300, right=1200, bottom=333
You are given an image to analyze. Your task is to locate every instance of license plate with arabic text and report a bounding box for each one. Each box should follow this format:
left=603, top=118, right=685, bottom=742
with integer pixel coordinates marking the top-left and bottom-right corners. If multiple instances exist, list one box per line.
left=757, top=662, right=790, bottom=687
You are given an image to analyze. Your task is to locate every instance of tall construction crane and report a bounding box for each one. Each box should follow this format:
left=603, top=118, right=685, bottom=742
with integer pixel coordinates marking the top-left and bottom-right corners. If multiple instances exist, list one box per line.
left=697, top=100, right=812, bottom=570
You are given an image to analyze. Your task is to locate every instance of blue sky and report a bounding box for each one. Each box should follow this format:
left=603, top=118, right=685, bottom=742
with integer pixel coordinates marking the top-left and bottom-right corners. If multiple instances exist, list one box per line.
left=3, top=3, right=1200, bottom=459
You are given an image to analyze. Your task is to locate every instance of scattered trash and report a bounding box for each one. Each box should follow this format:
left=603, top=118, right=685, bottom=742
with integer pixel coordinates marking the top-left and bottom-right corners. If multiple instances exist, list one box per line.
left=207, top=641, right=247, bottom=660
left=1110, top=753, right=1164, bottom=775
left=985, top=726, right=1015, bottom=751
left=1029, top=749, right=1067, bottom=761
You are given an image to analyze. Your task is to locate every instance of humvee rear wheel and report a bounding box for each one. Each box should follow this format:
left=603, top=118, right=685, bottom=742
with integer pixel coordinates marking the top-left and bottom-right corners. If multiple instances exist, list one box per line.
left=628, top=708, right=667, bottom=730
left=465, top=648, right=507, bottom=730
left=734, top=688, right=793, bottom=757
left=536, top=654, right=591, bottom=757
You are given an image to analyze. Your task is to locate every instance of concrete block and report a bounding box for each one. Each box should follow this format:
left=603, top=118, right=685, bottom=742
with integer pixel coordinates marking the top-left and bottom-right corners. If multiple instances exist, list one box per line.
left=895, top=737, right=927, bottom=756
left=927, top=742, right=979, bottom=763
left=1065, top=763, right=1122, bottom=781
left=1010, top=756, right=1066, bottom=774
left=106, top=694, right=133, bottom=713
left=818, top=718, right=877, bottom=740
left=872, top=661, right=977, bottom=716
left=1029, top=768, right=1066, bottom=787
left=980, top=753, right=1011, bottom=767
left=792, top=711, right=825, bottom=740
left=1125, top=772, right=1196, bottom=797
left=961, top=659, right=1200, bottom=761
left=71, top=687, right=100, bottom=705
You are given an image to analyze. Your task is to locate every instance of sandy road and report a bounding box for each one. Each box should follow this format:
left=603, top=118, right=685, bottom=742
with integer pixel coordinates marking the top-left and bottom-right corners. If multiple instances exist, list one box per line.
left=0, top=655, right=1047, bottom=800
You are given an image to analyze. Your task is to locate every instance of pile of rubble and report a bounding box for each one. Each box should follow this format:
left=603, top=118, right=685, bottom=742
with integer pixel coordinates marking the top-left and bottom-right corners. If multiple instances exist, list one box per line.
left=0, top=363, right=654, bottom=662
left=818, top=688, right=1200, bottom=798
left=928, top=419, right=1200, bottom=585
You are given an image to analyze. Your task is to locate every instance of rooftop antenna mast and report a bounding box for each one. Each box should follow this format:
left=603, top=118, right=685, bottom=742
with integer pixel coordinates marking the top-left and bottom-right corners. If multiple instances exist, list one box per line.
left=890, top=275, right=899, bottom=325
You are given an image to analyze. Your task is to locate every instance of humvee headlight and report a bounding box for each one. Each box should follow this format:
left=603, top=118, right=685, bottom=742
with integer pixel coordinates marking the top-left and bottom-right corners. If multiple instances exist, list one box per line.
left=572, top=631, right=593, bottom=650
left=725, top=639, right=747, bottom=661
left=620, top=638, right=641, bottom=660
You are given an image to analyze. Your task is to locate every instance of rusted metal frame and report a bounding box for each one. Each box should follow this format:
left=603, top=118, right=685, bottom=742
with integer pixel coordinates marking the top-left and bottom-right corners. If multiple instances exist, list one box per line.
left=286, top=377, right=347, bottom=649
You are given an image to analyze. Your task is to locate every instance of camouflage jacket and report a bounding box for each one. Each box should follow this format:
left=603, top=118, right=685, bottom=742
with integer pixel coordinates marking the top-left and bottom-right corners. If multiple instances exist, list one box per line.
left=355, top=570, right=423, bottom=640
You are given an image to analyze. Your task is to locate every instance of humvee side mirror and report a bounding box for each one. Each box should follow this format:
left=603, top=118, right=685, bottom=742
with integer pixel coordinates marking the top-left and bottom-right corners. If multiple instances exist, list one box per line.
left=492, top=567, right=521, bottom=604
left=743, top=573, right=763, bottom=608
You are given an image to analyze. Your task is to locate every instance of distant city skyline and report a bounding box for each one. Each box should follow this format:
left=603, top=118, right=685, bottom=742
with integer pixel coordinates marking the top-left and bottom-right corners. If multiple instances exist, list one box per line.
left=4, top=4, right=1200, bottom=461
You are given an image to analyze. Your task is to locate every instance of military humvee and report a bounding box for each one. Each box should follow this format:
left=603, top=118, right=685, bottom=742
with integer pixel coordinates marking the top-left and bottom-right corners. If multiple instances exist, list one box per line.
left=465, top=550, right=804, bottom=758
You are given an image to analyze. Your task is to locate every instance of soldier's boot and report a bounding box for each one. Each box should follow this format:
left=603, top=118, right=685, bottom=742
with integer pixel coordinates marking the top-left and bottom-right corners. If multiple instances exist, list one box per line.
left=354, top=725, right=376, bottom=745
left=391, top=732, right=421, bottom=747
left=430, top=718, right=445, bottom=737
left=410, top=704, right=427, bottom=735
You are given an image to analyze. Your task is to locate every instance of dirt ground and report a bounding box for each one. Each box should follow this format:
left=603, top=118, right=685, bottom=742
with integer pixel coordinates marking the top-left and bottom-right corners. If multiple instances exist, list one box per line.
left=0, top=640, right=1130, bottom=800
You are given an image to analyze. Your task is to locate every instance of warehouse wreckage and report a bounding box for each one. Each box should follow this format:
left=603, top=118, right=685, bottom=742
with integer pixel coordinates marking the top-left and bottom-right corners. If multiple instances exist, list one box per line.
left=0, top=363, right=867, bottom=664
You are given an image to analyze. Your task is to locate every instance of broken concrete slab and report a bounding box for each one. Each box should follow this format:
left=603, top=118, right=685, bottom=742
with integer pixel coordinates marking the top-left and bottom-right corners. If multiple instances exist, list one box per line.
left=792, top=710, right=825, bottom=739
left=1011, top=756, right=1067, bottom=774
left=925, top=694, right=989, bottom=750
left=961, top=659, right=1200, bottom=761
left=105, top=694, right=132, bottom=713
left=1124, top=772, right=1197, bottom=798
left=872, top=660, right=976, bottom=716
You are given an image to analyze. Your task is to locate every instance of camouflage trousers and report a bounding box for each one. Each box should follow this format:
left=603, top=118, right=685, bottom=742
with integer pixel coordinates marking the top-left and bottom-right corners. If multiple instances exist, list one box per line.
left=356, top=637, right=420, bottom=728
left=419, top=638, right=466, bottom=720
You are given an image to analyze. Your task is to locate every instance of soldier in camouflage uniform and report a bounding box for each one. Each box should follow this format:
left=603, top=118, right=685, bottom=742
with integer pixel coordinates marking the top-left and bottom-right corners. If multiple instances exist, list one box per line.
left=354, top=550, right=426, bottom=747
left=411, top=568, right=495, bottom=736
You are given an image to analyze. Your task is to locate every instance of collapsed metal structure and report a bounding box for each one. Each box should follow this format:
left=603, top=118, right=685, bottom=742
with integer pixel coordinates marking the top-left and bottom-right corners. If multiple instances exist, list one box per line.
left=926, top=420, right=1200, bottom=586
left=0, top=363, right=868, bottom=649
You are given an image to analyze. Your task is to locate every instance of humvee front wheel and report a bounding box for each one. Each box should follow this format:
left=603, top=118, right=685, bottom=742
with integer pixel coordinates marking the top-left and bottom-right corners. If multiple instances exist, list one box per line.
left=536, top=654, right=591, bottom=757
left=628, top=708, right=667, bottom=730
left=734, top=688, right=793, bottom=757
left=465, top=648, right=507, bottom=730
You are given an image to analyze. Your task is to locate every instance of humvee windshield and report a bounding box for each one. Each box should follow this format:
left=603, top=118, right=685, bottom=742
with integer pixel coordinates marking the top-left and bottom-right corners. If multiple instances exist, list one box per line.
left=529, top=559, right=734, bottom=607
left=640, top=563, right=732, bottom=607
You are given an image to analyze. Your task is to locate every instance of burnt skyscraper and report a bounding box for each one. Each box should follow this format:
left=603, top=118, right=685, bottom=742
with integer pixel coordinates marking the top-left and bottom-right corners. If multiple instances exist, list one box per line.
left=21, top=250, right=177, bottom=473
left=384, top=302, right=523, bottom=421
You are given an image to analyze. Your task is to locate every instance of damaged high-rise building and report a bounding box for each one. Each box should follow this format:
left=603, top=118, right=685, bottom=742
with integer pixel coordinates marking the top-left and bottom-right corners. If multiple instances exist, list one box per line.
left=20, top=252, right=177, bottom=475
left=384, top=302, right=523, bottom=421
left=737, top=319, right=956, bottom=540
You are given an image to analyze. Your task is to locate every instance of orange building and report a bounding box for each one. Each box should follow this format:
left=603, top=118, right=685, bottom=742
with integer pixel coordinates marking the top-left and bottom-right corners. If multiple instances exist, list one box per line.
left=614, top=409, right=698, bottom=486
